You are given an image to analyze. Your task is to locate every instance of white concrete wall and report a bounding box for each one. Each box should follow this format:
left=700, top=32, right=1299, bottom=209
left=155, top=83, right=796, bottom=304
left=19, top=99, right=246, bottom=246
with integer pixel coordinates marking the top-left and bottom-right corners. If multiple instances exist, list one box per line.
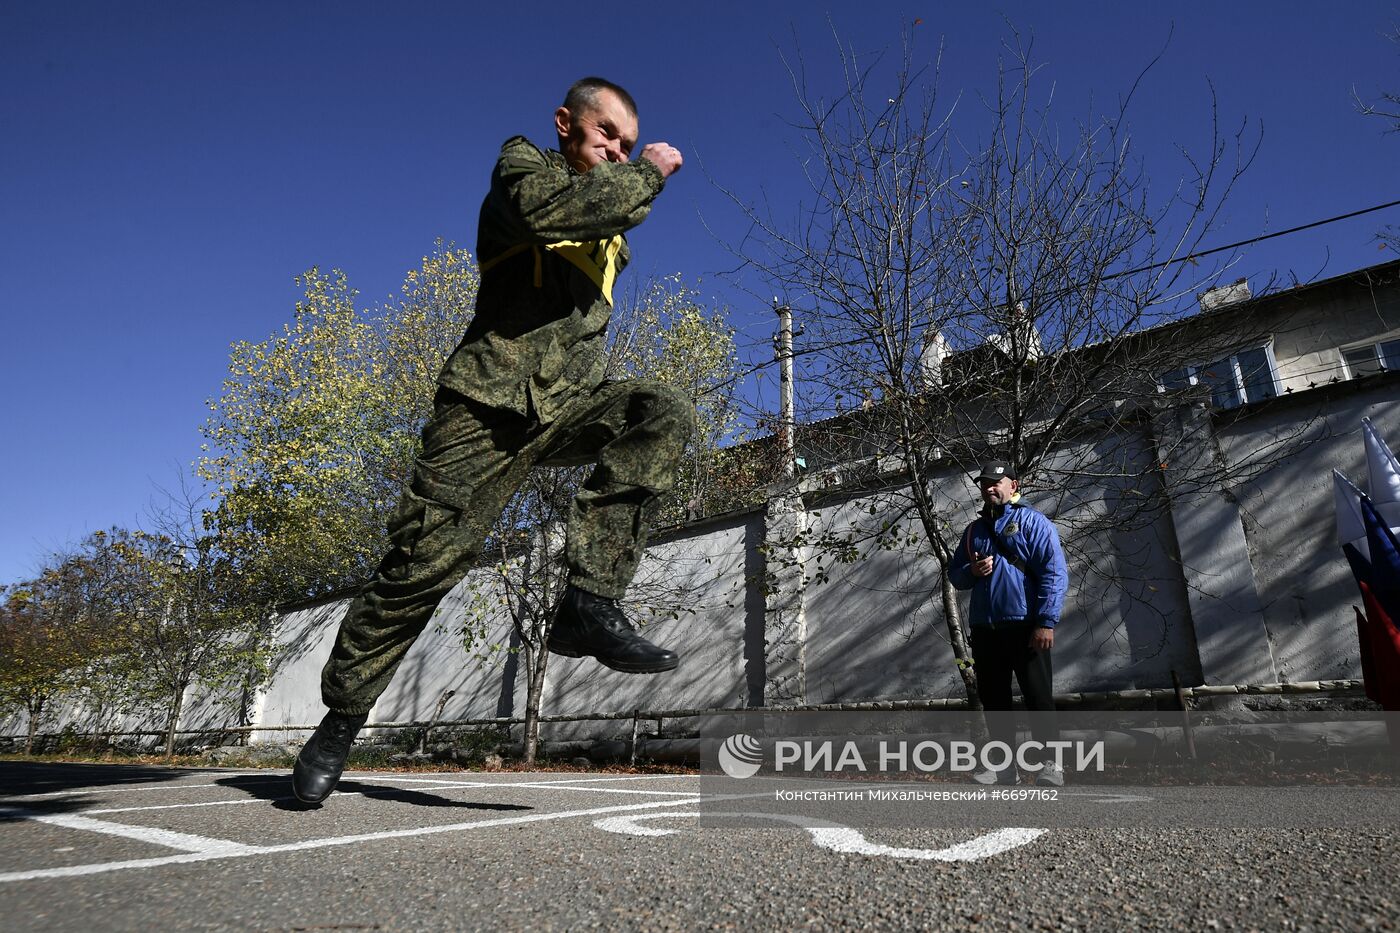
left=256, top=570, right=520, bottom=742
left=1217, top=381, right=1400, bottom=683
left=800, top=490, right=955, bottom=704
left=794, top=427, right=1201, bottom=705
left=0, top=672, right=247, bottom=749
left=8, top=380, right=1398, bottom=745
left=1039, top=429, right=1202, bottom=692
left=537, top=512, right=760, bottom=741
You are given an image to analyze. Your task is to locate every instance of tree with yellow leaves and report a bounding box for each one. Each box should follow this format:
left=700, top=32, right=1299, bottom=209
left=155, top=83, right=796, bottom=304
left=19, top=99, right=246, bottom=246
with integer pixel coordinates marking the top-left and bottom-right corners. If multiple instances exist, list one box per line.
left=1, top=531, right=142, bottom=754
left=199, top=241, right=480, bottom=603
left=0, top=581, right=89, bottom=754
left=609, top=274, right=744, bottom=524
left=201, top=247, right=744, bottom=761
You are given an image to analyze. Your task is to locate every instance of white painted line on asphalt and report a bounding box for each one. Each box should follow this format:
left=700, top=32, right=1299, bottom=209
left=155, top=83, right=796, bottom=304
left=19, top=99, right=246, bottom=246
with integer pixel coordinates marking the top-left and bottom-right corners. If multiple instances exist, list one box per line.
left=2, top=775, right=285, bottom=800
left=384, top=775, right=700, bottom=797
left=83, top=798, right=269, bottom=815
left=509, top=774, right=697, bottom=789
left=24, top=774, right=696, bottom=817
left=8, top=773, right=565, bottom=803
left=810, top=826, right=1047, bottom=861
left=77, top=783, right=496, bottom=814
left=0, top=796, right=708, bottom=883
left=78, top=779, right=679, bottom=814
left=2, top=778, right=206, bottom=792
left=382, top=774, right=682, bottom=788
left=1, top=771, right=677, bottom=802
left=76, top=776, right=534, bottom=813
left=0, top=809, right=256, bottom=856
left=593, top=811, right=1047, bottom=862
left=0, top=851, right=246, bottom=882
left=13, top=779, right=470, bottom=816
left=1060, top=791, right=1155, bottom=804
left=502, top=785, right=701, bottom=797
left=570, top=774, right=678, bottom=781
left=254, top=796, right=711, bottom=854
left=593, top=814, right=685, bottom=837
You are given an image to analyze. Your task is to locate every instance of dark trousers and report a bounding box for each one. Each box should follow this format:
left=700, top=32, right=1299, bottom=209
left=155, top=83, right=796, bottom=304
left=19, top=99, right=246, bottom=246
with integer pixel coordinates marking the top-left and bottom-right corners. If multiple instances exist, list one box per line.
left=320, top=379, right=695, bottom=716
left=971, top=622, right=1059, bottom=766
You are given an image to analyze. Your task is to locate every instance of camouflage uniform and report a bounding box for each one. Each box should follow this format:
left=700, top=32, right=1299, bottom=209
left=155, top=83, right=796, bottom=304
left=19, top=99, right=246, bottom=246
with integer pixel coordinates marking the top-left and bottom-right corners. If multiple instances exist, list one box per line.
left=321, top=137, right=696, bottom=715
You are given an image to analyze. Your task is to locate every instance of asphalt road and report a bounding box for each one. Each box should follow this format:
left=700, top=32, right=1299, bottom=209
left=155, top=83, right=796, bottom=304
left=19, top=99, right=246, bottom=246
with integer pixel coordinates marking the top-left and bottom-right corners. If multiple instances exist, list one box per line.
left=1, top=761, right=1397, bottom=931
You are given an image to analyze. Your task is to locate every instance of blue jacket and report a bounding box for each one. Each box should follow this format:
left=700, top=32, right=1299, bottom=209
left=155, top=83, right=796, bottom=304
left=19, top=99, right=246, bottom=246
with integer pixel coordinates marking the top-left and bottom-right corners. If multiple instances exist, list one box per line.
left=948, top=497, right=1067, bottom=628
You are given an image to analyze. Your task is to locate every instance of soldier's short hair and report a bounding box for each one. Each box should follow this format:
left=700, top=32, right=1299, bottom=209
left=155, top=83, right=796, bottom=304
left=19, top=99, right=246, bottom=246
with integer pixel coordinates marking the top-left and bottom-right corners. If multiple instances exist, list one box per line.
left=563, top=77, right=638, bottom=119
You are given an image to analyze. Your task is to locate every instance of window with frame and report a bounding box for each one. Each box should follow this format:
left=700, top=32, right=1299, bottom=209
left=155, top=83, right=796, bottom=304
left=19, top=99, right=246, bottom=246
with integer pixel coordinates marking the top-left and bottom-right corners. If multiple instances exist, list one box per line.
left=1159, top=346, right=1279, bottom=409
left=1342, top=337, right=1400, bottom=378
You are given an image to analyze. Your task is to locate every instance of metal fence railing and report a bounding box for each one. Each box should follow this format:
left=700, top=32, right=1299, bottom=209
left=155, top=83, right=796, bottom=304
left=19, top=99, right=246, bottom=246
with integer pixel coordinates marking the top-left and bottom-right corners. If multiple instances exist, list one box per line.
left=2, top=679, right=1366, bottom=747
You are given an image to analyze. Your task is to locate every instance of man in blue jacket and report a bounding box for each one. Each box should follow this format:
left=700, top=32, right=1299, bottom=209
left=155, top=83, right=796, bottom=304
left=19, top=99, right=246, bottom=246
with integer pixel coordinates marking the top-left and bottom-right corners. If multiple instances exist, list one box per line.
left=948, top=460, right=1068, bottom=786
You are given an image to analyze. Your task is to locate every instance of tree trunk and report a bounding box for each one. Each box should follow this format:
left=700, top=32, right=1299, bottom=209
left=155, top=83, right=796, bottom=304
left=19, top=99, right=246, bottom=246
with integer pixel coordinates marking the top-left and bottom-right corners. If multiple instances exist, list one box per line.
left=900, top=461, right=983, bottom=710
left=164, top=683, right=186, bottom=759
left=522, top=642, right=551, bottom=766
left=90, top=698, right=108, bottom=752
left=25, top=694, right=44, bottom=756
left=939, top=571, right=982, bottom=710
left=237, top=672, right=256, bottom=747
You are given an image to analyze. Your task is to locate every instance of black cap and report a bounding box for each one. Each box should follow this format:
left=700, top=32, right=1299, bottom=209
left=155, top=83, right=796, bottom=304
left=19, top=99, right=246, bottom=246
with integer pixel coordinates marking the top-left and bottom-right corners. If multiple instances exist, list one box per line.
left=974, top=460, right=1018, bottom=483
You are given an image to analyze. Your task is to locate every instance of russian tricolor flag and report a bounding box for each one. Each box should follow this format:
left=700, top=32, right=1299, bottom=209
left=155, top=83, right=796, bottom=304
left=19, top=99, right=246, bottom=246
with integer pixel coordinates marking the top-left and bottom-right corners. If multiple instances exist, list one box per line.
left=1336, top=418, right=1400, bottom=710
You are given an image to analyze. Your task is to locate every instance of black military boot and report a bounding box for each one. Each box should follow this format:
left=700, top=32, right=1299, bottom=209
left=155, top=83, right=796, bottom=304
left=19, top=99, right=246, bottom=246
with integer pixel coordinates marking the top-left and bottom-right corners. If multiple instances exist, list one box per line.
left=548, top=585, right=679, bottom=673
left=292, top=710, right=368, bottom=804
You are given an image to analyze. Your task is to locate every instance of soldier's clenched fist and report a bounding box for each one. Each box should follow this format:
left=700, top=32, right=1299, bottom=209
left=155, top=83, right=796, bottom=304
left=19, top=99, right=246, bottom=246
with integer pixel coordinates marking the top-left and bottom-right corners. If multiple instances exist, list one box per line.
left=639, top=142, right=683, bottom=178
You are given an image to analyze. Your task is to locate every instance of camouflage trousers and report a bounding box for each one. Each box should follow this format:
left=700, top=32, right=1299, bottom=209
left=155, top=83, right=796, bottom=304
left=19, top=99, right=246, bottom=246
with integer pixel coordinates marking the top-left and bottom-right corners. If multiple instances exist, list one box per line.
left=321, top=380, right=696, bottom=715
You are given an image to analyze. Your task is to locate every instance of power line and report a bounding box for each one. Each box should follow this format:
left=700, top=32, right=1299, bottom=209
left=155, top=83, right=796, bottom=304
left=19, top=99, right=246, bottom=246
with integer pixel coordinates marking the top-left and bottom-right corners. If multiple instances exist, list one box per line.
left=716, top=196, right=1400, bottom=397
left=1106, top=197, right=1400, bottom=280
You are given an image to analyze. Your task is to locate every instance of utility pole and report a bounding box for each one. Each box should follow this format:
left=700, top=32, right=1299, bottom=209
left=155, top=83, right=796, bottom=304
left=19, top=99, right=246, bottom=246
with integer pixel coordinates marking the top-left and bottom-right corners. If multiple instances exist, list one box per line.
left=773, top=299, right=796, bottom=478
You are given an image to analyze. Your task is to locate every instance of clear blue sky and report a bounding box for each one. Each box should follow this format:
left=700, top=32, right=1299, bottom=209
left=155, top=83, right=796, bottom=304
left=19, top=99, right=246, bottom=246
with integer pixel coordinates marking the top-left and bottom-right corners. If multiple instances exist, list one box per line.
left=2, top=1, right=1397, bottom=586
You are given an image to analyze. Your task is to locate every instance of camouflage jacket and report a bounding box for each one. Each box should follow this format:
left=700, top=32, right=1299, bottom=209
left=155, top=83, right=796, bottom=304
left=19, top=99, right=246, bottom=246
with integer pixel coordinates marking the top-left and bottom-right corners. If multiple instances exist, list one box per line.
left=437, top=136, right=667, bottom=422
